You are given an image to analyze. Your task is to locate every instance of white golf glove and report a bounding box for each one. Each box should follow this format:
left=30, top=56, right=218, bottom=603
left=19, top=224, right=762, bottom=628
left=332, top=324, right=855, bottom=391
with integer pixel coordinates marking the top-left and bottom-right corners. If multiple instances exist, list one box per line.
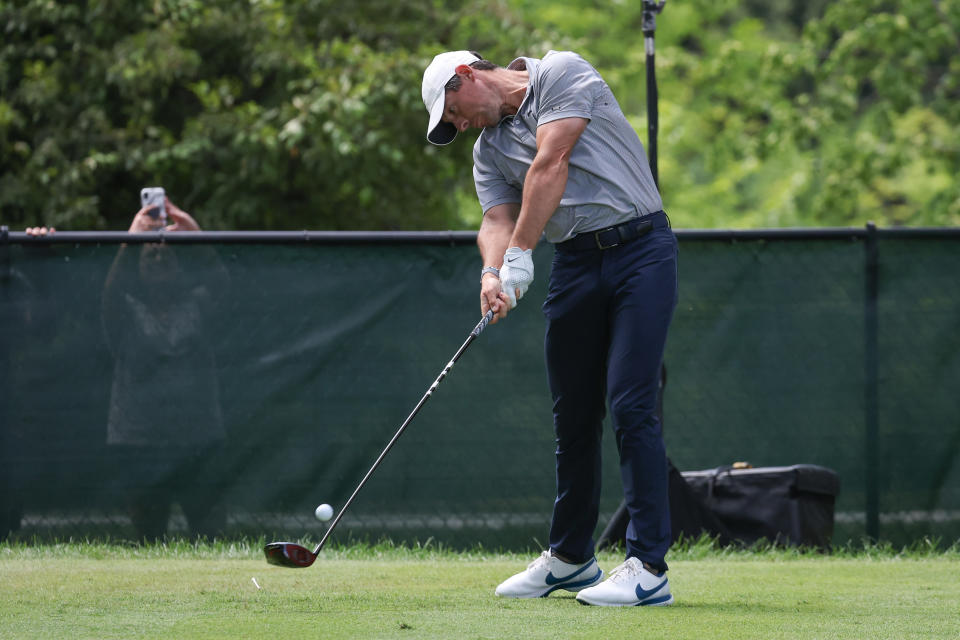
left=499, top=247, right=534, bottom=309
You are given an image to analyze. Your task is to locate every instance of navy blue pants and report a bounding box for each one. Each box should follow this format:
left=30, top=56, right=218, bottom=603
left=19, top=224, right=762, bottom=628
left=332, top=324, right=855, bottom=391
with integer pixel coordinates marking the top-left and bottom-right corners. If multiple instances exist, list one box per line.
left=543, top=213, right=677, bottom=572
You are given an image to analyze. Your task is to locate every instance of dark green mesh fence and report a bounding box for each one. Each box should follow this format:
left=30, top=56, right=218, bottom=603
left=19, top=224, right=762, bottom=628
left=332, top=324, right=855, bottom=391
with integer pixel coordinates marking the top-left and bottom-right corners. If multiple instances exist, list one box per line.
left=1, top=228, right=958, bottom=548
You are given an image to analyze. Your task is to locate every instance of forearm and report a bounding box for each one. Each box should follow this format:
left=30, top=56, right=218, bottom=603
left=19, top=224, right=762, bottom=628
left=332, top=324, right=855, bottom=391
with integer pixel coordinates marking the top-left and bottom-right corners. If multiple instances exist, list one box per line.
left=478, top=204, right=520, bottom=266
left=477, top=204, right=519, bottom=321
left=510, top=157, right=568, bottom=250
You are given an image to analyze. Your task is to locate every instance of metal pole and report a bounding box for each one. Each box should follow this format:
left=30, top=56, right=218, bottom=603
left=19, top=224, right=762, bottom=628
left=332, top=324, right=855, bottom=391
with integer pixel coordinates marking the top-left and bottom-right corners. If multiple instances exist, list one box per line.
left=642, top=0, right=666, bottom=188
left=864, top=221, right=880, bottom=540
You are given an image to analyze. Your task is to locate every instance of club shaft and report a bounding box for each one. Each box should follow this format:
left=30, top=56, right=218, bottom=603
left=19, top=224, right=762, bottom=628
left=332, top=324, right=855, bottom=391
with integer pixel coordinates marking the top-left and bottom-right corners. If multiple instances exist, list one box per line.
left=313, top=310, right=494, bottom=553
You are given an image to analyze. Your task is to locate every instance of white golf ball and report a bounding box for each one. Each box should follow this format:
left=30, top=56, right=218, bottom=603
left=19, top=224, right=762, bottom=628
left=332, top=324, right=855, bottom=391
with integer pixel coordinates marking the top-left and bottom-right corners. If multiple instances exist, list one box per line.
left=314, top=503, right=333, bottom=521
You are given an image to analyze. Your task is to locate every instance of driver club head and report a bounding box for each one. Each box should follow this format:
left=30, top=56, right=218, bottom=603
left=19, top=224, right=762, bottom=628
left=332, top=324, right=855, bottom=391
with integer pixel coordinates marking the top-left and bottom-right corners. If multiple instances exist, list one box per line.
left=264, top=542, right=317, bottom=568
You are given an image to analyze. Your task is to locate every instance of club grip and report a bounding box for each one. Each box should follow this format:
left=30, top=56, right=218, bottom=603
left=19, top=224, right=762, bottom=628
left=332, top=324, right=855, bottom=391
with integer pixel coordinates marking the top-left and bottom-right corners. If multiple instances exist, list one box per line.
left=471, top=309, right=495, bottom=337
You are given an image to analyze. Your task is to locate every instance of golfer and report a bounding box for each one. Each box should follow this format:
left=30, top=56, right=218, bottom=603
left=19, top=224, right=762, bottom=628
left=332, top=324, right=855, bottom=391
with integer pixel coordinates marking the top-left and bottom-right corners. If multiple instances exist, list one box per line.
left=421, top=50, right=678, bottom=606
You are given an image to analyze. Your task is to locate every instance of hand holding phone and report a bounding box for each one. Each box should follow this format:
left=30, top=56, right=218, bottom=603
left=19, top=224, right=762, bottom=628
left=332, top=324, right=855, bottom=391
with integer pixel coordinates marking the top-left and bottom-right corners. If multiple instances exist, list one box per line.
left=140, top=187, right=167, bottom=228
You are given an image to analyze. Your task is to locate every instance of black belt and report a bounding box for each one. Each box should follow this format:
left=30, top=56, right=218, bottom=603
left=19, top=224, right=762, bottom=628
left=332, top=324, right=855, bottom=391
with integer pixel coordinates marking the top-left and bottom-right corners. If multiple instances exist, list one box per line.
left=557, top=210, right=668, bottom=252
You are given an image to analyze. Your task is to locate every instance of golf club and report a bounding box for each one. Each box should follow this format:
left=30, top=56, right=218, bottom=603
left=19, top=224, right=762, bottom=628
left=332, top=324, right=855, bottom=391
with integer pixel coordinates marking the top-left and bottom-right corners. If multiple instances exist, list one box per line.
left=264, top=309, right=495, bottom=567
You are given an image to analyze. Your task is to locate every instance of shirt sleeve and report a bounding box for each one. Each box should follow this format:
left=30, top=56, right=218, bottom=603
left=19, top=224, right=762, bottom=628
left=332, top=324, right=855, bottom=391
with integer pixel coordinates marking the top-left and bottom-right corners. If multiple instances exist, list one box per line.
left=473, top=139, right=522, bottom=213
left=535, top=52, right=604, bottom=127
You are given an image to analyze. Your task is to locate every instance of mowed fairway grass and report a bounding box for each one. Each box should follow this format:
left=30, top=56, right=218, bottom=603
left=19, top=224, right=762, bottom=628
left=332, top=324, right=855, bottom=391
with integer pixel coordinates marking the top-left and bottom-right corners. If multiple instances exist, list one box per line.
left=2, top=540, right=958, bottom=639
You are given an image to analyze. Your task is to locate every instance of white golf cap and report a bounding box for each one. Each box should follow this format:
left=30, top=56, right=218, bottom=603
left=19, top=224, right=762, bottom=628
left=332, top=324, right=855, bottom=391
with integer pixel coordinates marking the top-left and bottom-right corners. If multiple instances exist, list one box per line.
left=422, top=50, right=481, bottom=146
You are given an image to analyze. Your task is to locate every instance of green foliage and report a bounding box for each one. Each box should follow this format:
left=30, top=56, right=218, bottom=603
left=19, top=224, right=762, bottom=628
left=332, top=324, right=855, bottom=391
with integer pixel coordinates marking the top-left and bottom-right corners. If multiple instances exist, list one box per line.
left=516, top=0, right=960, bottom=228
left=0, top=0, right=480, bottom=230
left=789, top=0, right=960, bottom=226
left=1, top=0, right=957, bottom=229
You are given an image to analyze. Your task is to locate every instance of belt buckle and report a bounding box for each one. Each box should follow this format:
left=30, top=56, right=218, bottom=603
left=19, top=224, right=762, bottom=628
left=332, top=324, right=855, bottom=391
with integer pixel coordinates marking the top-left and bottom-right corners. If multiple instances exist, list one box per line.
left=593, top=226, right=620, bottom=250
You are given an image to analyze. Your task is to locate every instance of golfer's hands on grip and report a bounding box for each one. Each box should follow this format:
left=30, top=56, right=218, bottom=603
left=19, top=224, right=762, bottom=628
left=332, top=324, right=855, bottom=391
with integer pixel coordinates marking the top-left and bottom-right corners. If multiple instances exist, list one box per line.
left=481, top=247, right=534, bottom=324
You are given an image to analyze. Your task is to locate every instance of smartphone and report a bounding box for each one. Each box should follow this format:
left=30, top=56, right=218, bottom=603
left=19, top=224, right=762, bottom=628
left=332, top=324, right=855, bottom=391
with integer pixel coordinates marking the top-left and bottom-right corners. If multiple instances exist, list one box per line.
left=140, top=187, right=167, bottom=227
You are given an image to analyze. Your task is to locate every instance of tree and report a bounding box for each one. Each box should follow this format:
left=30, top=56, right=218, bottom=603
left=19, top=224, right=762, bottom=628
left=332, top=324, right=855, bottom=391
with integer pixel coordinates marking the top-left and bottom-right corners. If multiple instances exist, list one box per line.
left=2, top=0, right=957, bottom=230
left=0, top=0, right=536, bottom=230
left=515, top=0, right=960, bottom=227
left=789, top=0, right=960, bottom=226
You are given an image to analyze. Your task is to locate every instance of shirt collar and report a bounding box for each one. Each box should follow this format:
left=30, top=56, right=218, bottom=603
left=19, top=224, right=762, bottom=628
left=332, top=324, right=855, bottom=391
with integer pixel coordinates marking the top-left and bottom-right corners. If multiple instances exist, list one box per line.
left=498, top=57, right=538, bottom=127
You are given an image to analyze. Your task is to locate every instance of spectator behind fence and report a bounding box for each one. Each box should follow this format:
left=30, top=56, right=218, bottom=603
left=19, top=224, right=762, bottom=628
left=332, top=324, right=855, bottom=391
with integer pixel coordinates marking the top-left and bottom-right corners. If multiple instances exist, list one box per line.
left=101, top=198, right=229, bottom=541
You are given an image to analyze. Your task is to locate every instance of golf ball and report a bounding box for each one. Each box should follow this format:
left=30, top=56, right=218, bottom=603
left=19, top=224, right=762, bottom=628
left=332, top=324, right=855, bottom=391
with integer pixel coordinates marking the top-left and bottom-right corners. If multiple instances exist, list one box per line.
left=315, top=503, right=333, bottom=521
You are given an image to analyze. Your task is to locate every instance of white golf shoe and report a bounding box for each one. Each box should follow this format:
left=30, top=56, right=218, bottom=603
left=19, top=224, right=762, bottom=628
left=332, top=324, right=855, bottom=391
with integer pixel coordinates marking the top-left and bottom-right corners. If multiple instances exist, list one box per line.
left=495, top=550, right=604, bottom=598
left=575, top=557, right=673, bottom=607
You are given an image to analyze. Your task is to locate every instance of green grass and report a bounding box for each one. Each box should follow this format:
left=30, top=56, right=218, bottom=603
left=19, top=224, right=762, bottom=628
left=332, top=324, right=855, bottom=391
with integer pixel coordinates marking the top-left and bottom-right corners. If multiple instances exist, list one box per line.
left=2, top=539, right=959, bottom=639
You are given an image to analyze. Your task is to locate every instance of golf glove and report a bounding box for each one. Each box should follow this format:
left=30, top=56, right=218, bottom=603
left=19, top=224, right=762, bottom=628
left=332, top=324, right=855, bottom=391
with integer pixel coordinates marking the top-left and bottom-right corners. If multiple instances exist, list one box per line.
left=499, top=247, right=534, bottom=309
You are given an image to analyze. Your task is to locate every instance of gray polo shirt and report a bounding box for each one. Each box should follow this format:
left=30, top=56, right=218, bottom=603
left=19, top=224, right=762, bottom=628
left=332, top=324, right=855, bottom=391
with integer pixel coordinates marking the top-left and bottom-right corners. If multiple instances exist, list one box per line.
left=473, top=50, right=663, bottom=244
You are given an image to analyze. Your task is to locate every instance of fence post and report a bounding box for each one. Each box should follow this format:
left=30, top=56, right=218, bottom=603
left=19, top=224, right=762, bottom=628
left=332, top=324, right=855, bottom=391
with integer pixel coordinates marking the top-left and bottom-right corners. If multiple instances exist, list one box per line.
left=864, top=221, right=879, bottom=540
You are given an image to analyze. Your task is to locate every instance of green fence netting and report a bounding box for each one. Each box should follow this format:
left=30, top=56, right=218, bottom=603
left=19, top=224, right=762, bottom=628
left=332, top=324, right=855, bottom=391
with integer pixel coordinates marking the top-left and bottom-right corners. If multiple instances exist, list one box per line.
left=1, top=228, right=958, bottom=548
